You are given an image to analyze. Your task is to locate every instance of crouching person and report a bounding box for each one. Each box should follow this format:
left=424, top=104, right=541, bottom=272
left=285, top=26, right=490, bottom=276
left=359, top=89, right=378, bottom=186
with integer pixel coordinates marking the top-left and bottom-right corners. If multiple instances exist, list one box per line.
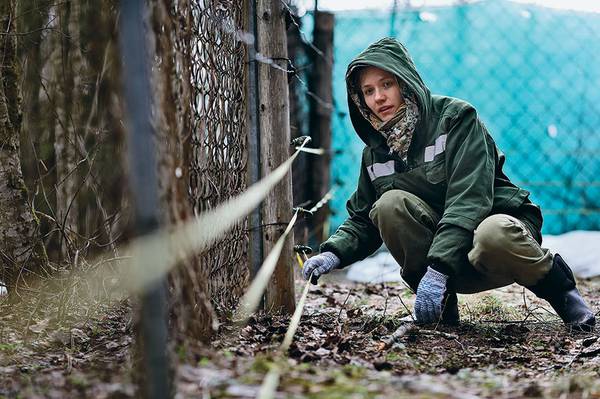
left=302, top=37, right=595, bottom=332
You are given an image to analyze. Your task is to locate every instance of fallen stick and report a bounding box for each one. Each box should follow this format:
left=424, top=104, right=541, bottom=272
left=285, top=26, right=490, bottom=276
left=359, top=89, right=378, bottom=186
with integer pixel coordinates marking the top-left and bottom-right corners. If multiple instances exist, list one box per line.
left=420, top=330, right=459, bottom=340
left=378, top=322, right=416, bottom=350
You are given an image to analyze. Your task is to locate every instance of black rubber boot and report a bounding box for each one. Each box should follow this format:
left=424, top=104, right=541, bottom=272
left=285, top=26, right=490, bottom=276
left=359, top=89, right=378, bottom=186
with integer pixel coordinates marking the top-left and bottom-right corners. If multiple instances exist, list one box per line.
left=527, top=254, right=595, bottom=332
left=441, top=292, right=460, bottom=326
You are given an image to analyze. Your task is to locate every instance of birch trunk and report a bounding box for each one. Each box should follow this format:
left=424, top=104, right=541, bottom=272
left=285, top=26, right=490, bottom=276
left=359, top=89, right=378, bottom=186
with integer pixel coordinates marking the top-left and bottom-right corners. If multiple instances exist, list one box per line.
left=0, top=0, right=49, bottom=295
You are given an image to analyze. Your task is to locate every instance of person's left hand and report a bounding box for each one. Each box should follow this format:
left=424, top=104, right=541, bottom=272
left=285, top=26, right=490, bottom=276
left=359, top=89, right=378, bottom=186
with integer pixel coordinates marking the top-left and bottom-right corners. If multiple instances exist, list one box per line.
left=414, top=266, right=450, bottom=324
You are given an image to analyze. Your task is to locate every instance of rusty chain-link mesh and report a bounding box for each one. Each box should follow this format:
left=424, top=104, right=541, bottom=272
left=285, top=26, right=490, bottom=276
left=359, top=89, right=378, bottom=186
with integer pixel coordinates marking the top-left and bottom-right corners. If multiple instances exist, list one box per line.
left=326, top=1, right=600, bottom=234
left=188, top=0, right=249, bottom=310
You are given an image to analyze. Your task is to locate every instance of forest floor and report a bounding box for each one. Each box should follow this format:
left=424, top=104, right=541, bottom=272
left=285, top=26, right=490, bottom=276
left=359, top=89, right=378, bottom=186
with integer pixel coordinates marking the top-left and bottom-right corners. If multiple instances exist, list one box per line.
left=1, top=271, right=599, bottom=398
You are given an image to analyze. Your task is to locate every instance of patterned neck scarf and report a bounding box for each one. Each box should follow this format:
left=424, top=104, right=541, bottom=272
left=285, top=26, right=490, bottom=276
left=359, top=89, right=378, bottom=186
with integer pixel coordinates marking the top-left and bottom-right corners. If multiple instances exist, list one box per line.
left=350, top=79, right=420, bottom=161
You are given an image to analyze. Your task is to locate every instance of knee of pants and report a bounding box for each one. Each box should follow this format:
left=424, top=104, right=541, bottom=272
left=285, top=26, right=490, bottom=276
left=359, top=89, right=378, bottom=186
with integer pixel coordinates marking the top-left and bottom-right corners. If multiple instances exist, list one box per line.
left=469, top=214, right=550, bottom=286
left=471, top=214, right=525, bottom=258
left=370, top=190, right=409, bottom=218
left=369, top=190, right=433, bottom=229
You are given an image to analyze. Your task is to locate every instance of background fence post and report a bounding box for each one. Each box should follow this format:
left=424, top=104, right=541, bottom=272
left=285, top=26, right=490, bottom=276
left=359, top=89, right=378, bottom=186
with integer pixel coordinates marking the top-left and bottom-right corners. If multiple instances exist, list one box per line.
left=247, top=0, right=265, bottom=292
left=287, top=7, right=310, bottom=247
left=118, top=1, right=170, bottom=397
left=308, top=11, right=334, bottom=244
left=256, top=0, right=296, bottom=314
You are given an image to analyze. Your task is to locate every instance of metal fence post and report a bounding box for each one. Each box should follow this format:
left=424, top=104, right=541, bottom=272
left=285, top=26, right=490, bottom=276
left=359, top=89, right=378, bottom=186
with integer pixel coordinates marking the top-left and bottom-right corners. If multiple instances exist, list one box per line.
left=247, top=0, right=264, bottom=288
left=118, top=1, right=170, bottom=398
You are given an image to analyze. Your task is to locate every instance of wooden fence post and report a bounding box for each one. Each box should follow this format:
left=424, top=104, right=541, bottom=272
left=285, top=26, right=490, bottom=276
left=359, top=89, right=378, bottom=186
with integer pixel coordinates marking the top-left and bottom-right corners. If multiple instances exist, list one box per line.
left=256, top=0, right=296, bottom=314
left=308, top=11, right=334, bottom=244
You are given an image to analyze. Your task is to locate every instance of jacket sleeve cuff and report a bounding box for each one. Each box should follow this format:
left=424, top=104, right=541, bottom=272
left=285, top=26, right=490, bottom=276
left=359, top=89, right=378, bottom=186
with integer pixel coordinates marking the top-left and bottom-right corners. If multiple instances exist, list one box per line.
left=430, top=262, right=455, bottom=277
left=320, top=236, right=381, bottom=269
left=319, top=241, right=351, bottom=268
left=427, top=223, right=473, bottom=275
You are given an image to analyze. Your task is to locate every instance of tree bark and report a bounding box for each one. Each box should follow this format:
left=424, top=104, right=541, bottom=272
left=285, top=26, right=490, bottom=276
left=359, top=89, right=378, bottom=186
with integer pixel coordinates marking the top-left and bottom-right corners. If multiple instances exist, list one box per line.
left=257, top=0, right=296, bottom=314
left=0, top=0, right=49, bottom=295
left=52, top=0, right=82, bottom=257
left=18, top=0, right=126, bottom=264
left=308, top=11, right=334, bottom=244
left=18, top=0, right=51, bottom=192
left=286, top=8, right=310, bottom=247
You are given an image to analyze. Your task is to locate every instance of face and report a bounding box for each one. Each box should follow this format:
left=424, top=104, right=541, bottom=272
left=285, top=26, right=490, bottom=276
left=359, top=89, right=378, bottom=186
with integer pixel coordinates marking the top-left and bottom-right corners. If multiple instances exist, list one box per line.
left=359, top=66, right=404, bottom=122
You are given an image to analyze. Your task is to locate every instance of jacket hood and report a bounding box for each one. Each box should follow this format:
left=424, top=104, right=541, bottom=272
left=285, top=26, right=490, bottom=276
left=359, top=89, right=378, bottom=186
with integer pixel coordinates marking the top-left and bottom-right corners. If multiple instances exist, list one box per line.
left=346, top=37, right=432, bottom=149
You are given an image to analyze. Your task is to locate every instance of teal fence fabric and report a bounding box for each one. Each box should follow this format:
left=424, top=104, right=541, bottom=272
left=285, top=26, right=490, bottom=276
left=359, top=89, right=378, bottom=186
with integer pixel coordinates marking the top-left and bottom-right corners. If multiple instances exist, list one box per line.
left=317, top=1, right=600, bottom=235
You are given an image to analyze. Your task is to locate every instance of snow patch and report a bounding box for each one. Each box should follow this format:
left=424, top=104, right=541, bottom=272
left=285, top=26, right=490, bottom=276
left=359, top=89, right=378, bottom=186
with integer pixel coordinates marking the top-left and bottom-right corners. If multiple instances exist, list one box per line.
left=345, top=231, right=600, bottom=283
left=346, top=251, right=402, bottom=284
left=543, top=231, right=600, bottom=278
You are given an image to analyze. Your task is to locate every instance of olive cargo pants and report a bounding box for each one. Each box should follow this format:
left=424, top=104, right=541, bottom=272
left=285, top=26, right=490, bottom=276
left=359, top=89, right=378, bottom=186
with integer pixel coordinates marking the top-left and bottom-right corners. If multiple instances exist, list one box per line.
left=368, top=190, right=553, bottom=294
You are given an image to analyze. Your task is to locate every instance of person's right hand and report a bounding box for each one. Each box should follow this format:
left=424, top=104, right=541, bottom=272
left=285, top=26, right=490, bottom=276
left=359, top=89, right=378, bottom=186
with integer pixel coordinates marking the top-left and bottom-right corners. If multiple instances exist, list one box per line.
left=302, top=251, right=340, bottom=284
left=414, top=266, right=450, bottom=324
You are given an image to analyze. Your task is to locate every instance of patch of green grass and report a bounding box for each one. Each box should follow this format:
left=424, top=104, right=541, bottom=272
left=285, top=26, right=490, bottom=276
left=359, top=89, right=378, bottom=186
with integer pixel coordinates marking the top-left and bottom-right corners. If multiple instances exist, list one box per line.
left=340, top=364, right=367, bottom=379
left=67, top=374, right=89, bottom=389
left=176, top=345, right=187, bottom=362
left=296, top=367, right=373, bottom=399
left=352, top=296, right=370, bottom=308
left=88, top=323, right=101, bottom=337
left=0, top=343, right=18, bottom=353
left=248, top=354, right=275, bottom=374
left=385, top=351, right=405, bottom=363
left=197, top=357, right=210, bottom=367
left=470, top=294, right=520, bottom=321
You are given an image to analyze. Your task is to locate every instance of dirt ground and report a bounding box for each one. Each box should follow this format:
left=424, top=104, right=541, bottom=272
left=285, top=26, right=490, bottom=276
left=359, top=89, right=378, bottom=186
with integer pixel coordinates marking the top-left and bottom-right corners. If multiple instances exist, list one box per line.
left=1, top=272, right=599, bottom=398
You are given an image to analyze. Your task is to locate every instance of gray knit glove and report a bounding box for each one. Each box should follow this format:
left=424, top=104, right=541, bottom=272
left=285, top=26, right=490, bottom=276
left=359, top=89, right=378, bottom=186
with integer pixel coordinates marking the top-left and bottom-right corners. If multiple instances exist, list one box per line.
left=414, top=266, right=450, bottom=324
left=302, top=251, right=340, bottom=284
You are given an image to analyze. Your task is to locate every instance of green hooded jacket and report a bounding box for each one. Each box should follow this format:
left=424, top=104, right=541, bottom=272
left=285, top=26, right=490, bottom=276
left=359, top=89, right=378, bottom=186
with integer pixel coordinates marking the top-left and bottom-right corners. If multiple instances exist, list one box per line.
left=320, top=37, right=543, bottom=275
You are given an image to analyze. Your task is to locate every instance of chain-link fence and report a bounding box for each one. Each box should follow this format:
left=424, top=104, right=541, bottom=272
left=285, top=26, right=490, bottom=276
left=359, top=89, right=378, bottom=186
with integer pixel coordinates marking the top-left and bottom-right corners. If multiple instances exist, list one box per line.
left=149, top=0, right=251, bottom=329
left=187, top=1, right=250, bottom=310
left=323, top=0, right=600, bottom=235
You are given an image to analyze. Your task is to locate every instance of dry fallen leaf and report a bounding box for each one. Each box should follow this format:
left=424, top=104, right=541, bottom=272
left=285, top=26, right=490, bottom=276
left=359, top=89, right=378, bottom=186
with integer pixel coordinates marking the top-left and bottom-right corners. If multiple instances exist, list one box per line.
left=28, top=318, right=50, bottom=334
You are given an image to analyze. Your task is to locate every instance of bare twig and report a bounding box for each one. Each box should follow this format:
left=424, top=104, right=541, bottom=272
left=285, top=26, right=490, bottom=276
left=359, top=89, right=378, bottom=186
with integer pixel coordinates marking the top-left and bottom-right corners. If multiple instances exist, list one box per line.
left=336, top=288, right=353, bottom=333
left=379, top=322, right=416, bottom=350
left=566, top=343, right=585, bottom=368
left=397, top=292, right=415, bottom=322
left=420, top=329, right=459, bottom=340
left=382, top=283, right=389, bottom=319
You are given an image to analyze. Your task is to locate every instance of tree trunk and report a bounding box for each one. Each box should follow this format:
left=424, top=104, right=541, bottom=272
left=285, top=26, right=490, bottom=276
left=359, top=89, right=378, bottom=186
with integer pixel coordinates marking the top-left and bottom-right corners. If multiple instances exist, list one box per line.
left=52, top=0, right=82, bottom=258
left=308, top=11, right=334, bottom=244
left=0, top=0, right=49, bottom=295
left=286, top=8, right=310, bottom=247
left=18, top=0, right=51, bottom=193
left=18, top=0, right=126, bottom=265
